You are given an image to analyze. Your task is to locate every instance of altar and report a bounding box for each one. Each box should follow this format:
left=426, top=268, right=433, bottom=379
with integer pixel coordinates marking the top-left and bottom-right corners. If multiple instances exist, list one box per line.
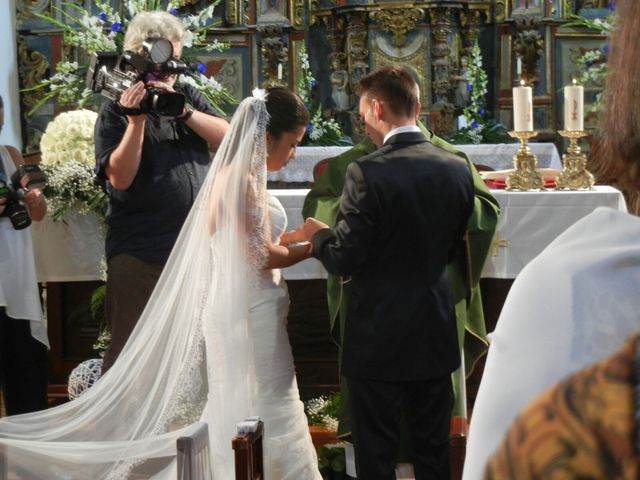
left=32, top=186, right=627, bottom=283
left=271, top=185, right=627, bottom=281
left=267, top=144, right=563, bottom=183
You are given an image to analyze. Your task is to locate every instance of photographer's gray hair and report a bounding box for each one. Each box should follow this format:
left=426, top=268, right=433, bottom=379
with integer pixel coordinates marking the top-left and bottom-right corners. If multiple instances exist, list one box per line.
left=124, top=11, right=186, bottom=53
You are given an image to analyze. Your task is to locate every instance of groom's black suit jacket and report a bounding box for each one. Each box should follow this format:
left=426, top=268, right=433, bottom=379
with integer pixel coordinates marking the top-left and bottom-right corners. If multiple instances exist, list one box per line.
left=312, top=131, right=474, bottom=381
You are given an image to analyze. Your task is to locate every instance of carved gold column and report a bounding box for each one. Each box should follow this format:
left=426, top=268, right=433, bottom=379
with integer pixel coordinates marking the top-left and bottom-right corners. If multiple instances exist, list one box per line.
left=428, top=5, right=458, bottom=136
left=324, top=15, right=350, bottom=111
left=346, top=11, right=369, bottom=126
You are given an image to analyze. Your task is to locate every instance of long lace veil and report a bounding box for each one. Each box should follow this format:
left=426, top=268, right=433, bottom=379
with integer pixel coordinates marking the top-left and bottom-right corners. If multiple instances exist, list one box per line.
left=0, top=91, right=271, bottom=479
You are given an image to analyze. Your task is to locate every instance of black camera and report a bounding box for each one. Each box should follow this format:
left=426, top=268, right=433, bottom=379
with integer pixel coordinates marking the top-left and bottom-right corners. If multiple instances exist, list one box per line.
left=86, top=37, right=188, bottom=117
left=0, top=164, right=47, bottom=230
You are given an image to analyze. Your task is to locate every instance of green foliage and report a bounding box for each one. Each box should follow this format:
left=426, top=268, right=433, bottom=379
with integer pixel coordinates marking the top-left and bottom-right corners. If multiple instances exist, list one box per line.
left=90, top=284, right=110, bottom=357
left=317, top=443, right=348, bottom=480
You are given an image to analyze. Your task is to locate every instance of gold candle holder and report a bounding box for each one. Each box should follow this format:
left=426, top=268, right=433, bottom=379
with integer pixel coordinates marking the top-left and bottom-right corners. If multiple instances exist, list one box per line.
left=555, top=131, right=594, bottom=190
left=506, top=131, right=545, bottom=191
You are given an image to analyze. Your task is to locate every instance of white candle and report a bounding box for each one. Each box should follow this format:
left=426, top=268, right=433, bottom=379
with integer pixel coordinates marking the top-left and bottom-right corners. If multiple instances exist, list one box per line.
left=513, top=81, right=533, bottom=131
left=564, top=80, right=584, bottom=131
left=277, top=63, right=283, bottom=80
left=516, top=58, right=522, bottom=76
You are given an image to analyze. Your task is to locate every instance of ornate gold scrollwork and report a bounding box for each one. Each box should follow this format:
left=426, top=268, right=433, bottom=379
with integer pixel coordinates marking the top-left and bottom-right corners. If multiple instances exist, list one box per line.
left=369, top=8, right=424, bottom=48
left=17, top=0, right=53, bottom=21
left=494, top=0, right=508, bottom=22
left=289, top=0, right=305, bottom=28
left=17, top=35, right=49, bottom=109
left=309, top=0, right=319, bottom=26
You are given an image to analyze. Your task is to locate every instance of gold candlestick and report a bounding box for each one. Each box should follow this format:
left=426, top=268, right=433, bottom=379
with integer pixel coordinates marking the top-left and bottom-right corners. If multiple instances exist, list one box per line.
left=555, top=131, right=594, bottom=190
left=506, top=131, right=545, bottom=191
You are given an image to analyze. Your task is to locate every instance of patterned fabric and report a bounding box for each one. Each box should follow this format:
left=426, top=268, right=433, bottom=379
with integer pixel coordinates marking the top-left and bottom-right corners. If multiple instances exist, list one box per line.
left=484, top=334, right=640, bottom=479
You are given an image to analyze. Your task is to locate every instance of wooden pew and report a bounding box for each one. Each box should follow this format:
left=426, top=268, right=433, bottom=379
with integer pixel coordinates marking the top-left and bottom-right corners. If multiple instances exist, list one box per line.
left=232, top=418, right=264, bottom=480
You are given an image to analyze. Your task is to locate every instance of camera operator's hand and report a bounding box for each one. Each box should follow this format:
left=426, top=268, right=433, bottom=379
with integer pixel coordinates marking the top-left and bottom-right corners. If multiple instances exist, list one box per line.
left=0, top=196, right=6, bottom=216
left=23, top=187, right=46, bottom=221
left=119, top=81, right=147, bottom=117
left=145, top=80, right=176, bottom=94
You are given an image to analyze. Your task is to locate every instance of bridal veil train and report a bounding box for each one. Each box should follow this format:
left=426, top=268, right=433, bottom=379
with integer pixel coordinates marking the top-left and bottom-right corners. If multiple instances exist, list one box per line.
left=0, top=90, right=321, bottom=479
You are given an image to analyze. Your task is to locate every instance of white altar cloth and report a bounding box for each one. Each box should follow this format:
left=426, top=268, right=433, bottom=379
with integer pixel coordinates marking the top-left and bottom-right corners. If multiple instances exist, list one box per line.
left=267, top=143, right=562, bottom=183
left=32, top=186, right=626, bottom=283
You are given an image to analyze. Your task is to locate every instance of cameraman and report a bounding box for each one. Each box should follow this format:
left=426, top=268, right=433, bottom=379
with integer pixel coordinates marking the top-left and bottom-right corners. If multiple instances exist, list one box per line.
left=0, top=94, right=49, bottom=415
left=94, top=11, right=229, bottom=371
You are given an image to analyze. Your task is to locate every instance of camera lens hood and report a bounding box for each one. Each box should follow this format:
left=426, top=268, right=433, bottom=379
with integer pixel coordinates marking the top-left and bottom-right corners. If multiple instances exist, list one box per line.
left=142, top=38, right=173, bottom=64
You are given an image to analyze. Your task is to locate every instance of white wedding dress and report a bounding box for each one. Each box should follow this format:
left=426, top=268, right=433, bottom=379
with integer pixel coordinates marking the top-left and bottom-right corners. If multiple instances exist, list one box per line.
left=250, top=194, right=321, bottom=479
left=0, top=91, right=320, bottom=479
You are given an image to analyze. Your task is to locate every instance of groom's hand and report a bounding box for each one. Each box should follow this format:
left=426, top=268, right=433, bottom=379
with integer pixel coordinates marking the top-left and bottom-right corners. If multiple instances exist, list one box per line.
left=303, top=217, right=329, bottom=239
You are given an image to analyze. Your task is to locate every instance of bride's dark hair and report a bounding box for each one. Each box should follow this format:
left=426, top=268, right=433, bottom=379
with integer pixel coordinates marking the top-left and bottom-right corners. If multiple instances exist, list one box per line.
left=265, top=87, right=309, bottom=138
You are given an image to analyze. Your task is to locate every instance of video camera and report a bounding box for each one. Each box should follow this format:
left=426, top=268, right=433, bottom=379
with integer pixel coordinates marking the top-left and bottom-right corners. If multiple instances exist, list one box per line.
left=86, top=37, right=188, bottom=117
left=0, top=164, right=47, bottom=230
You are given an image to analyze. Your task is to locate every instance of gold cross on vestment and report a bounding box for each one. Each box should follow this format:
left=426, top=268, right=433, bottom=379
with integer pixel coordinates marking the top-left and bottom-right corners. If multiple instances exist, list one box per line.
left=490, top=232, right=509, bottom=257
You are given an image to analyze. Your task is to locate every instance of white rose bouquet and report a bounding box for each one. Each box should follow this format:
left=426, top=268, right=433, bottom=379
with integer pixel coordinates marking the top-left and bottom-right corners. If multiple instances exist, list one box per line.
left=40, top=109, right=107, bottom=221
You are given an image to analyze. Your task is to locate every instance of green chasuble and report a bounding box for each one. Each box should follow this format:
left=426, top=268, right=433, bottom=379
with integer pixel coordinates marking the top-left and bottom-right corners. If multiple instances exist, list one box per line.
left=302, top=127, right=500, bottom=438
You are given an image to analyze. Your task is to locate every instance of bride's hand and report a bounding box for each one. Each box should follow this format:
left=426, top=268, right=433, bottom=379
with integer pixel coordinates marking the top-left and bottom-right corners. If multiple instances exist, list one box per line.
left=280, top=225, right=308, bottom=245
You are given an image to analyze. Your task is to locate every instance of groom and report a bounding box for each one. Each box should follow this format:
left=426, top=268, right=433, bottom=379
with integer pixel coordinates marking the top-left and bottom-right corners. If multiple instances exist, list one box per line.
left=304, top=66, right=475, bottom=479
left=303, top=80, right=500, bottom=460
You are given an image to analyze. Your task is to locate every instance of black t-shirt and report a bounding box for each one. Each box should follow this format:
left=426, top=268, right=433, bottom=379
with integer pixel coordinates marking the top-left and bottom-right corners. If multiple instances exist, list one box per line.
left=94, top=83, right=220, bottom=264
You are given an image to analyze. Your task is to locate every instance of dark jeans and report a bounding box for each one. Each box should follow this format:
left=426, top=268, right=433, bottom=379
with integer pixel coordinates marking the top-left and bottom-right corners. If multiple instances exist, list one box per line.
left=347, top=374, right=453, bottom=480
left=101, top=254, right=164, bottom=372
left=0, top=307, right=48, bottom=416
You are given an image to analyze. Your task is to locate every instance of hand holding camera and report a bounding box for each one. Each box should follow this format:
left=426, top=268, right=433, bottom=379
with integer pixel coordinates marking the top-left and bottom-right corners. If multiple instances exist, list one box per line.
left=87, top=37, right=188, bottom=117
left=0, top=164, right=47, bottom=230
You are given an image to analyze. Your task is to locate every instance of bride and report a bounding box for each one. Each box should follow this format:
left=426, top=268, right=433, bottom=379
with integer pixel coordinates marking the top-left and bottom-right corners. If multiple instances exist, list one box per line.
left=0, top=88, right=322, bottom=479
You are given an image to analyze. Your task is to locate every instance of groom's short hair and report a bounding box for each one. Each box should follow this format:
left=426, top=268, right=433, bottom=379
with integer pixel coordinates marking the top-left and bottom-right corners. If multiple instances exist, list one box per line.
left=357, top=66, right=418, bottom=119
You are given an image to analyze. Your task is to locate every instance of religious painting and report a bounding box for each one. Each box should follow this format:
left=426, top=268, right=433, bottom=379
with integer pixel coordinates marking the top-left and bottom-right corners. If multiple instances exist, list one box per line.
left=511, top=0, right=544, bottom=16
left=194, top=34, right=252, bottom=114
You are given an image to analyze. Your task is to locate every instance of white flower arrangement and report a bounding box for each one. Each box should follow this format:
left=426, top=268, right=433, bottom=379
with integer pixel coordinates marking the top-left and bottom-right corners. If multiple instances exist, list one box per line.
left=305, top=393, right=339, bottom=431
left=566, top=3, right=617, bottom=115
left=297, top=43, right=351, bottom=147
left=451, top=41, right=509, bottom=144
left=24, top=0, right=235, bottom=115
left=40, top=109, right=107, bottom=221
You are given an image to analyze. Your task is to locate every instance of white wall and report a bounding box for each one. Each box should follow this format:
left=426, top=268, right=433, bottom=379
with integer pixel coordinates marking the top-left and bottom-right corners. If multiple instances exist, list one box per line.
left=0, top=0, right=22, bottom=150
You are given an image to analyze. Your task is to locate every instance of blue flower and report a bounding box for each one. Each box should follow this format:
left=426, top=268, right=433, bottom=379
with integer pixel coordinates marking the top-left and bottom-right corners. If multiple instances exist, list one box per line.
left=601, top=44, right=610, bottom=56
left=586, top=60, right=593, bottom=67
left=196, top=62, right=206, bottom=74
left=467, top=84, right=474, bottom=92
left=479, top=108, right=486, bottom=116
left=306, top=124, right=313, bottom=134
left=311, top=79, right=316, bottom=88
left=170, top=8, right=178, bottom=15
left=111, top=22, right=122, bottom=32
left=607, top=2, right=616, bottom=11
left=98, top=12, right=108, bottom=22
left=471, top=120, right=479, bottom=129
